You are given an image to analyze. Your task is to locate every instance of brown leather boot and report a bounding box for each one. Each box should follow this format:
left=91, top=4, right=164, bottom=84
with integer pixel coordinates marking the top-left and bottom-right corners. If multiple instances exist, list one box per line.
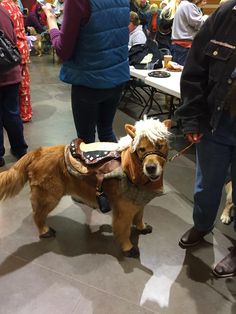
left=179, top=226, right=213, bottom=248
left=213, top=246, right=236, bottom=278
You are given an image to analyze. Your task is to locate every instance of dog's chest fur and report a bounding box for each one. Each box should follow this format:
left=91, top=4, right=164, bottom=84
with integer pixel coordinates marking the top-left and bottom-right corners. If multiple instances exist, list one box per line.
left=104, top=167, right=163, bottom=205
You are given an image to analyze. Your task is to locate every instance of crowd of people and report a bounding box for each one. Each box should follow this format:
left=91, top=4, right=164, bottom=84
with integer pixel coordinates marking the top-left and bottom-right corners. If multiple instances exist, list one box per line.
left=0, top=0, right=235, bottom=279
left=129, top=0, right=208, bottom=65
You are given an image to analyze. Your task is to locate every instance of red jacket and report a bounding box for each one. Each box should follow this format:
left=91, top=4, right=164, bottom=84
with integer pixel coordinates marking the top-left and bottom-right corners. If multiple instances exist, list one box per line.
left=0, top=6, right=21, bottom=86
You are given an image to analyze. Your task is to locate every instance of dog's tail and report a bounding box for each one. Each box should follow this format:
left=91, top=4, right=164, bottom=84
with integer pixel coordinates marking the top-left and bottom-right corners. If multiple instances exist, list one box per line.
left=0, top=150, right=35, bottom=200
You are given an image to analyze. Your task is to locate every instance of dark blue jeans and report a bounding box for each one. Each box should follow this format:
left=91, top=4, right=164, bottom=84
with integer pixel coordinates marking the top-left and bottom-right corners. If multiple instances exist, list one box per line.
left=71, top=85, right=124, bottom=143
left=0, top=83, right=28, bottom=156
left=194, top=129, right=236, bottom=232
left=171, top=44, right=190, bottom=66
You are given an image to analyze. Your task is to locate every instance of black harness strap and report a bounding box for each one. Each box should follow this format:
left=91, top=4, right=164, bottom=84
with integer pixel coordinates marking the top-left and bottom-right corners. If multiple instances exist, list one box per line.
left=140, top=150, right=168, bottom=163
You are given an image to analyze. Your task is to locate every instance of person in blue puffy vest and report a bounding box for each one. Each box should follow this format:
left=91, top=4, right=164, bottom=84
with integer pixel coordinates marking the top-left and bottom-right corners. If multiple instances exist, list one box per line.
left=43, top=0, right=130, bottom=143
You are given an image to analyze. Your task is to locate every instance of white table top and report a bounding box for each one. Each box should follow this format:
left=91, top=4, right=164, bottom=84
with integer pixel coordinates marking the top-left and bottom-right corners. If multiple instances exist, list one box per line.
left=130, top=66, right=182, bottom=99
left=129, top=66, right=152, bottom=80
left=145, top=70, right=181, bottom=99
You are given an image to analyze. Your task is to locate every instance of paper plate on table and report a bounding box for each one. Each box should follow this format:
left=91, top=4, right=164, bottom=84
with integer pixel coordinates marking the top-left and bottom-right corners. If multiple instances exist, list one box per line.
left=166, top=61, right=183, bottom=72
left=148, top=71, right=171, bottom=78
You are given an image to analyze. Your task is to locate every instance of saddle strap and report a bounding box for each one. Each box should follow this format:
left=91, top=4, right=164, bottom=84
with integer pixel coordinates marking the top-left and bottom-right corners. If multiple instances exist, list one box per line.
left=95, top=159, right=121, bottom=192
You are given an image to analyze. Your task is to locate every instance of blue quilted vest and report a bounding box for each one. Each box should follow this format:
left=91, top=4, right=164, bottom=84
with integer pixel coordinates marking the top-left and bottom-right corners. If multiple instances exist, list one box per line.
left=60, top=0, right=130, bottom=88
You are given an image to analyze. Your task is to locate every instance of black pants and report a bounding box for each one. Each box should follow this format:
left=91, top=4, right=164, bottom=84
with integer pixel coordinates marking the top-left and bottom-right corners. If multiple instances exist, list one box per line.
left=71, top=85, right=124, bottom=143
left=0, top=83, right=28, bottom=156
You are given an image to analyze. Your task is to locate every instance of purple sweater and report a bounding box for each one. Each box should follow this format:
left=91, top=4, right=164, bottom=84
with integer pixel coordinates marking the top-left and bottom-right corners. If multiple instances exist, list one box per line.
left=0, top=6, right=21, bottom=86
left=25, top=7, right=45, bottom=34
left=50, top=0, right=90, bottom=61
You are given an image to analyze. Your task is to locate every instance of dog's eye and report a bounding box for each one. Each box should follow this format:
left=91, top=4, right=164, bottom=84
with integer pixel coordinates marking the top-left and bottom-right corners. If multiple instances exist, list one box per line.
left=138, top=147, right=146, bottom=153
left=156, top=143, right=162, bottom=150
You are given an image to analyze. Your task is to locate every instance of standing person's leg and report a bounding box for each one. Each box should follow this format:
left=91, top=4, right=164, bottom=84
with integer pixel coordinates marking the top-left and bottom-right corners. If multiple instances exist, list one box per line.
left=180, top=134, right=230, bottom=247
left=2, top=83, right=28, bottom=158
left=97, top=85, right=123, bottom=142
left=71, top=85, right=98, bottom=143
left=193, top=138, right=231, bottom=230
left=213, top=145, right=236, bottom=278
left=19, top=64, right=32, bottom=122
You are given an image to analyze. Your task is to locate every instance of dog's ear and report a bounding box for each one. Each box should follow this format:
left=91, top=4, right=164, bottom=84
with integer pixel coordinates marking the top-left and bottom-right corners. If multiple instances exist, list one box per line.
left=163, top=119, right=172, bottom=130
left=125, top=124, right=136, bottom=139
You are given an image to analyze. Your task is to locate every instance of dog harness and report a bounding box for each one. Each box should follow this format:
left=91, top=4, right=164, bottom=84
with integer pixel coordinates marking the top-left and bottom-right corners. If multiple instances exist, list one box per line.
left=65, top=146, right=160, bottom=207
left=65, top=138, right=166, bottom=212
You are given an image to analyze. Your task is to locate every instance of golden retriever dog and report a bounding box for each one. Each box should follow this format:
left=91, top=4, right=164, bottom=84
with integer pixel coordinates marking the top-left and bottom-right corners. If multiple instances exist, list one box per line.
left=27, top=26, right=43, bottom=56
left=0, top=117, right=171, bottom=258
left=220, top=180, right=234, bottom=224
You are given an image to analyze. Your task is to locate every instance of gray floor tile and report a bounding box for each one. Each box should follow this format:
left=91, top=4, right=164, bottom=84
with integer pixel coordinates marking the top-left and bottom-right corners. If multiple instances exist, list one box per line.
left=0, top=250, right=86, bottom=314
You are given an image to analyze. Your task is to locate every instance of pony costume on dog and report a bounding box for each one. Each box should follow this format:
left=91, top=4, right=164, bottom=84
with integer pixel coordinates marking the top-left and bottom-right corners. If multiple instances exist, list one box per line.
left=0, top=117, right=171, bottom=257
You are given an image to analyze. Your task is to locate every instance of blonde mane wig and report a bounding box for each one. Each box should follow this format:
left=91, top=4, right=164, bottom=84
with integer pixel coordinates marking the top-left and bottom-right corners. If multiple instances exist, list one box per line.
left=117, top=116, right=171, bottom=152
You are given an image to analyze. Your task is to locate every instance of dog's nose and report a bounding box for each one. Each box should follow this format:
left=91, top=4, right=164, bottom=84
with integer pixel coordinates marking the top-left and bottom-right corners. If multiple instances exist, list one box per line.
left=145, top=164, right=157, bottom=174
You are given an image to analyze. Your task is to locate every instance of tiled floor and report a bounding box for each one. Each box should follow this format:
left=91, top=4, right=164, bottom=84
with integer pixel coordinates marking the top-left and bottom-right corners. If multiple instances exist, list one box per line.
left=0, top=55, right=235, bottom=314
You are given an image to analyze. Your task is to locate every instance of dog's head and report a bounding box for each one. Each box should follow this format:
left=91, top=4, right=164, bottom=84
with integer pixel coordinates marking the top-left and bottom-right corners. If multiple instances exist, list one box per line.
left=125, top=119, right=171, bottom=182
left=27, top=26, right=37, bottom=36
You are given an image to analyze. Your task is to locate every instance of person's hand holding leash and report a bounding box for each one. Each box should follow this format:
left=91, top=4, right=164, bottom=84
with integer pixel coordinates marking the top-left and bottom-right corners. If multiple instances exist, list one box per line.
left=185, top=133, right=203, bottom=143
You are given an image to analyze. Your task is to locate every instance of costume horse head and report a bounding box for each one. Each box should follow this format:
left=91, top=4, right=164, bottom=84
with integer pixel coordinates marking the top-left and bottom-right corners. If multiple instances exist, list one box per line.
left=119, top=116, right=171, bottom=192
left=0, top=117, right=171, bottom=258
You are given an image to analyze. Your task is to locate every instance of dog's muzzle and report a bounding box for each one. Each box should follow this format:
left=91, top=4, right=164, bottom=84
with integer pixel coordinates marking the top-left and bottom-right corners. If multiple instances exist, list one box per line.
left=141, top=151, right=167, bottom=181
left=145, top=164, right=161, bottom=181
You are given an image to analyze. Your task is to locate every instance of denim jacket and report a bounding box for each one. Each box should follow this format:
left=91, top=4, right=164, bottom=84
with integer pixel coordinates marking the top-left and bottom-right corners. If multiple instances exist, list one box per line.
left=175, top=0, right=236, bottom=134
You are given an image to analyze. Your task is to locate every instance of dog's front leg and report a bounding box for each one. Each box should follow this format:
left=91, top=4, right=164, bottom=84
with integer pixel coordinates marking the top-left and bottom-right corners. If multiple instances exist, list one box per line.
left=221, top=181, right=233, bottom=224
left=220, top=203, right=234, bottom=224
left=112, top=202, right=141, bottom=258
left=133, top=209, right=153, bottom=234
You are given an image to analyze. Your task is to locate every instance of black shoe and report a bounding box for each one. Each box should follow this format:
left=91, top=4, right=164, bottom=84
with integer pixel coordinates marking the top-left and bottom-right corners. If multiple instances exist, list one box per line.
left=0, top=157, right=5, bottom=167
left=179, top=226, right=212, bottom=248
left=212, top=246, right=236, bottom=278
left=10, top=148, right=27, bottom=160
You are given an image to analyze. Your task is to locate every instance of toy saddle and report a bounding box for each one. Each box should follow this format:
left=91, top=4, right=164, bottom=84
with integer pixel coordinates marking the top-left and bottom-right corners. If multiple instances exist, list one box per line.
left=66, top=138, right=121, bottom=213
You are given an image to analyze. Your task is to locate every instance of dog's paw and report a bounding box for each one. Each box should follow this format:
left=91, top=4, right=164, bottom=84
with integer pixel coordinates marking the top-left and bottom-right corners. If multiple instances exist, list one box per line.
left=220, top=214, right=232, bottom=225
left=123, top=247, right=140, bottom=258
left=136, top=224, right=153, bottom=235
left=39, top=227, right=56, bottom=239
